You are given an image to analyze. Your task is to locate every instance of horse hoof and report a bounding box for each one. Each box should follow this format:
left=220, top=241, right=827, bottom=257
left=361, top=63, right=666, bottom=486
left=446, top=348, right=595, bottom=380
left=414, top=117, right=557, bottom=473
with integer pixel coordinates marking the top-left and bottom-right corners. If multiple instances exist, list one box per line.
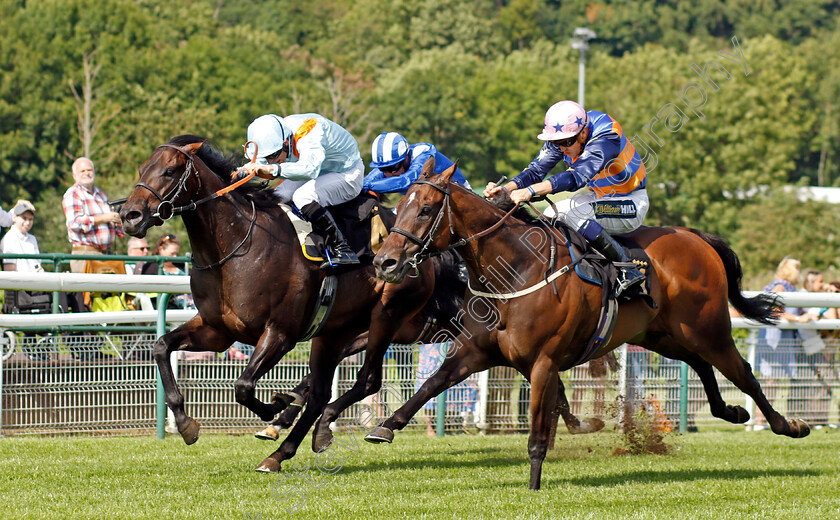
left=732, top=405, right=750, bottom=424
left=313, top=431, right=334, bottom=453
left=255, top=458, right=281, bottom=472
left=364, top=426, right=394, bottom=444
left=571, top=418, right=605, bottom=434
left=271, top=391, right=303, bottom=411
left=179, top=418, right=201, bottom=445
left=254, top=426, right=280, bottom=441
left=790, top=419, right=811, bottom=438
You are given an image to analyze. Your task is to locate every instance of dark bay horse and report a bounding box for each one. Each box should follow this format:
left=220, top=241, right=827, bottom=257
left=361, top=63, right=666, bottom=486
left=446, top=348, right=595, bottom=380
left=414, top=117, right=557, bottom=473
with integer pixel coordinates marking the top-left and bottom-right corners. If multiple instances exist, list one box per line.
left=119, top=135, right=444, bottom=472
left=367, top=162, right=809, bottom=490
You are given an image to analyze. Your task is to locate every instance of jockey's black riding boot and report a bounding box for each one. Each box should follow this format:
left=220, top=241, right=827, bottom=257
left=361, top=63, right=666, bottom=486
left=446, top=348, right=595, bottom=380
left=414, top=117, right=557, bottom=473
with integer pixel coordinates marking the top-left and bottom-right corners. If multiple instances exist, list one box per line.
left=586, top=224, right=645, bottom=297
left=300, top=202, right=360, bottom=269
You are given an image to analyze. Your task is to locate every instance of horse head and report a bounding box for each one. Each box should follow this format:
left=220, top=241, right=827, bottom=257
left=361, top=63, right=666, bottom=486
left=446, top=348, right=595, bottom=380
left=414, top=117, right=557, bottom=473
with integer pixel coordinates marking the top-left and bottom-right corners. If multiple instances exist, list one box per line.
left=374, top=157, right=459, bottom=283
left=120, top=137, right=210, bottom=237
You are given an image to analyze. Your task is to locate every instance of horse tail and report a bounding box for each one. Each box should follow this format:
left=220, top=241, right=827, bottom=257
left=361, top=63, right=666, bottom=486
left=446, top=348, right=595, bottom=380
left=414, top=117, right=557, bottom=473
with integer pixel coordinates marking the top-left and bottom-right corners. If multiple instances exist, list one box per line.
left=688, top=228, right=780, bottom=325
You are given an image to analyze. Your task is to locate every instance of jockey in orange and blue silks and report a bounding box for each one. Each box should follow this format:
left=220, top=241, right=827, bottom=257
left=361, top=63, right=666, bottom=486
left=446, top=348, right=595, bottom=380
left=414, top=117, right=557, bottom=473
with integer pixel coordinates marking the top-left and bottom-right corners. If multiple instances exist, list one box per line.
left=483, top=100, right=648, bottom=297
left=363, top=132, right=471, bottom=196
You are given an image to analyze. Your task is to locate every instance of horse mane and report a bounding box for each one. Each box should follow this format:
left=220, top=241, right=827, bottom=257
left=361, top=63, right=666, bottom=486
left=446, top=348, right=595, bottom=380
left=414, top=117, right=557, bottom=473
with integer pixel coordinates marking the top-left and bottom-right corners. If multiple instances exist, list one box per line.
left=166, top=134, right=281, bottom=211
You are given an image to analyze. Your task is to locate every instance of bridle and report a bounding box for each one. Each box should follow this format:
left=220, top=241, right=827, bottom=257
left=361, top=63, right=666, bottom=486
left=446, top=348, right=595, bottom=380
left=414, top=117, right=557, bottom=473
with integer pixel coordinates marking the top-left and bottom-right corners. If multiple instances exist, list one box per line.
left=135, top=144, right=206, bottom=221
left=133, top=142, right=259, bottom=270
left=390, top=179, right=519, bottom=271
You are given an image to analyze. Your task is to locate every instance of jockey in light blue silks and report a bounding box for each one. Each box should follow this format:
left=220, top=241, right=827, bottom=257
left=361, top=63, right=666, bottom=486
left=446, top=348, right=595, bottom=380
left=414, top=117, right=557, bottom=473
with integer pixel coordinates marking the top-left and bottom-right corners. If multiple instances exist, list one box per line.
left=238, top=113, right=363, bottom=268
left=363, top=132, right=472, bottom=195
left=483, top=100, right=648, bottom=296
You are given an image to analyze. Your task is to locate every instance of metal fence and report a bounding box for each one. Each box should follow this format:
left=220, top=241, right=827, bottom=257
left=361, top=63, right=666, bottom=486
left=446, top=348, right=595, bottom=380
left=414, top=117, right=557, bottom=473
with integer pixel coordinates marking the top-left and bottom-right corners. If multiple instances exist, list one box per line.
left=3, top=331, right=839, bottom=436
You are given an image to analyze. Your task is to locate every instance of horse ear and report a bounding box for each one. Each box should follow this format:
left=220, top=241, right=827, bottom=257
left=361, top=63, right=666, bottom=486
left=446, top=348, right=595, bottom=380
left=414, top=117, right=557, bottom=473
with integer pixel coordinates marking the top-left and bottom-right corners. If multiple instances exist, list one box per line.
left=440, top=159, right=459, bottom=185
left=182, top=142, right=204, bottom=155
left=421, top=156, right=437, bottom=178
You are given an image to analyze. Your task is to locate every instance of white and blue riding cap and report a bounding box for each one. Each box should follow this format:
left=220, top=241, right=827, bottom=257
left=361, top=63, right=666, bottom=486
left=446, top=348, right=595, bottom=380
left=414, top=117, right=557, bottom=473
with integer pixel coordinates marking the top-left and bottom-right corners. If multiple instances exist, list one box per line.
left=245, top=114, right=291, bottom=159
left=369, top=132, right=409, bottom=169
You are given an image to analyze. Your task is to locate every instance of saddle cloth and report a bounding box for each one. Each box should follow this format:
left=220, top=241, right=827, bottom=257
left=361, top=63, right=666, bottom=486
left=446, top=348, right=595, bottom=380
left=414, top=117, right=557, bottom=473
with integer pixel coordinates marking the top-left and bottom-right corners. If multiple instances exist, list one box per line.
left=562, top=225, right=655, bottom=366
left=279, top=194, right=391, bottom=265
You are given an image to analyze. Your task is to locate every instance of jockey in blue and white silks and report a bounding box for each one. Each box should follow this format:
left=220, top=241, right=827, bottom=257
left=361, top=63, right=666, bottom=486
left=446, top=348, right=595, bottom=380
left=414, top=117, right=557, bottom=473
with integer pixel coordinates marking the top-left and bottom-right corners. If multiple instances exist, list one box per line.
left=239, top=113, right=363, bottom=268
left=363, top=132, right=472, bottom=195
left=483, top=100, right=648, bottom=297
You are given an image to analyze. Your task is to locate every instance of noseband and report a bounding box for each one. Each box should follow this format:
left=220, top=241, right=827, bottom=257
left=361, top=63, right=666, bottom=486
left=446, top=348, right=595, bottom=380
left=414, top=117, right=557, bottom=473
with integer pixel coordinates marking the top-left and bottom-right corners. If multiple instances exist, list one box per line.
left=135, top=144, right=203, bottom=221
left=389, top=180, right=455, bottom=267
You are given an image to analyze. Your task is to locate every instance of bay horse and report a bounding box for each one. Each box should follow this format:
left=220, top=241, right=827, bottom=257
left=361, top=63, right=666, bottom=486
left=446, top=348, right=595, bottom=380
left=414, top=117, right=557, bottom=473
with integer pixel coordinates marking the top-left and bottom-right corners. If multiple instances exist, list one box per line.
left=119, top=135, right=446, bottom=472
left=274, top=254, right=606, bottom=441
left=366, top=161, right=810, bottom=490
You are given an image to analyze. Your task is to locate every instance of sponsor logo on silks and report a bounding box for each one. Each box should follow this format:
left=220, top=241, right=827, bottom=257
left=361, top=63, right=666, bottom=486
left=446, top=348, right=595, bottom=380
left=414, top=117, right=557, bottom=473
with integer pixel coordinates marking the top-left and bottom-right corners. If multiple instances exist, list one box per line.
left=592, top=200, right=637, bottom=218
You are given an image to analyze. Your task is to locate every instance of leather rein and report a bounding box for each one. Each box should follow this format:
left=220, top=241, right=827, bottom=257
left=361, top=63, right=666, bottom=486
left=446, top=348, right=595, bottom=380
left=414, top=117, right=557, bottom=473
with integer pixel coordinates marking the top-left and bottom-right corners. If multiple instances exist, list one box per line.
left=391, top=180, right=579, bottom=298
left=133, top=143, right=266, bottom=270
left=389, top=179, right=520, bottom=270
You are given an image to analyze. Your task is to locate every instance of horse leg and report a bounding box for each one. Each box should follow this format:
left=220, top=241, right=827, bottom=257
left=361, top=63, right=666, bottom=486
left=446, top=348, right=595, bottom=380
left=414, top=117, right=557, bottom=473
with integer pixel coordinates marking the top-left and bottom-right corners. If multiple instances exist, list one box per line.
left=153, top=316, right=232, bottom=445
left=263, top=376, right=310, bottom=433
left=265, top=332, right=371, bottom=435
left=256, top=335, right=347, bottom=472
left=365, top=338, right=492, bottom=443
left=527, top=358, right=560, bottom=491
left=234, top=326, right=298, bottom=422
left=255, top=376, right=311, bottom=440
left=642, top=336, right=749, bottom=425
left=555, top=375, right=605, bottom=437
left=312, top=323, right=397, bottom=452
left=671, top=330, right=809, bottom=438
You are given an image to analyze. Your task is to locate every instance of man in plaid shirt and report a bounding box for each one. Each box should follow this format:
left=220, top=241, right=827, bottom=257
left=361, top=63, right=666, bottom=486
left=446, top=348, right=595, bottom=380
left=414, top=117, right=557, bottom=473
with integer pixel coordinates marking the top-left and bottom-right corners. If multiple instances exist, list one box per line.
left=62, top=157, right=124, bottom=273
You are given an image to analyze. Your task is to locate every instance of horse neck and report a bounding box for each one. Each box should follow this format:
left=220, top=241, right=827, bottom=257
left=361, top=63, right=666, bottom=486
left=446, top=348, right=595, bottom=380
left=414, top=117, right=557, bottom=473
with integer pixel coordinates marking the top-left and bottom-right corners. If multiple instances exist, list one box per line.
left=180, top=164, right=255, bottom=265
left=448, top=188, right=567, bottom=289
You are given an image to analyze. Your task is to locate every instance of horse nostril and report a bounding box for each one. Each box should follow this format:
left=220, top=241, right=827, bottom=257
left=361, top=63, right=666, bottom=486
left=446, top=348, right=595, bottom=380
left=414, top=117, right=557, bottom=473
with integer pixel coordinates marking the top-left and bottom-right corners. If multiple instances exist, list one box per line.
left=124, top=210, right=142, bottom=223
left=380, top=258, right=398, bottom=272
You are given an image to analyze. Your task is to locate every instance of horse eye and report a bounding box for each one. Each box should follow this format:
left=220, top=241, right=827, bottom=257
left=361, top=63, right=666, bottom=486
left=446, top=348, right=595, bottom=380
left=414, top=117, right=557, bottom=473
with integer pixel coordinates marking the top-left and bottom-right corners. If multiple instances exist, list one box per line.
left=418, top=205, right=433, bottom=219
left=163, top=167, right=175, bottom=176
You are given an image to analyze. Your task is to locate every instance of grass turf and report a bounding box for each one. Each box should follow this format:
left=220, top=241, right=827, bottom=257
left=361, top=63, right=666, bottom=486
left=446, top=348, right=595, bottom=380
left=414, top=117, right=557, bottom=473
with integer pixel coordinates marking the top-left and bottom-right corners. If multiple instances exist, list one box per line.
left=1, top=428, right=838, bottom=519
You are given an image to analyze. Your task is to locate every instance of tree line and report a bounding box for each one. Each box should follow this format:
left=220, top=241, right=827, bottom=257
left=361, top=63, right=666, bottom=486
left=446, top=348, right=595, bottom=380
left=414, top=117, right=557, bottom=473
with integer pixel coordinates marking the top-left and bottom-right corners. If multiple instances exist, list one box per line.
left=1, top=0, right=839, bottom=281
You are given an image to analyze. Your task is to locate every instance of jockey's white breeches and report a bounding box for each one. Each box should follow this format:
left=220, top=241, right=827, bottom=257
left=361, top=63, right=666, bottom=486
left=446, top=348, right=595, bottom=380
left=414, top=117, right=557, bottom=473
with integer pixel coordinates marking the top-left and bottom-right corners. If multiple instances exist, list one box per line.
left=274, top=159, right=364, bottom=208
left=543, top=189, right=649, bottom=234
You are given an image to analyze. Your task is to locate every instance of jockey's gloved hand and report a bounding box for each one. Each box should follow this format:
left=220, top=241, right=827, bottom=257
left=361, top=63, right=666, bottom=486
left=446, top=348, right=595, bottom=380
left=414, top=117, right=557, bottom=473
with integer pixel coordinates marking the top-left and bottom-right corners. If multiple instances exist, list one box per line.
left=233, top=169, right=250, bottom=181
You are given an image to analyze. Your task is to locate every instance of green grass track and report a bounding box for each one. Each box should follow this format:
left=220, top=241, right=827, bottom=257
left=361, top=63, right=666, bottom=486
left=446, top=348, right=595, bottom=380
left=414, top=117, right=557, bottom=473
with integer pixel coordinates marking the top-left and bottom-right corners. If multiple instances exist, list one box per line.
left=1, top=429, right=838, bottom=519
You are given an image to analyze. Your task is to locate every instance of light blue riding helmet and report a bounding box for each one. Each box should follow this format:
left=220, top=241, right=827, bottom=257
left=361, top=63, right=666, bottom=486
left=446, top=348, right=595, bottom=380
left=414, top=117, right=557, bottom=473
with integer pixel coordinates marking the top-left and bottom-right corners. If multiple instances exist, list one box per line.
left=245, top=114, right=291, bottom=160
left=369, top=132, right=409, bottom=169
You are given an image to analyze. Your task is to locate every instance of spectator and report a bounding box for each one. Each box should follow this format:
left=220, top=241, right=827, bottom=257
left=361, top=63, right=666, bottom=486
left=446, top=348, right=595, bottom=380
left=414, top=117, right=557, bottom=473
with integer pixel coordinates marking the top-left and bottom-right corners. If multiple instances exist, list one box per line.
left=363, top=132, right=472, bottom=197
left=1, top=205, right=43, bottom=274
left=752, top=257, right=818, bottom=431
left=151, top=234, right=194, bottom=310
left=125, top=237, right=152, bottom=311
left=416, top=342, right=478, bottom=435
left=1, top=204, right=51, bottom=359
left=62, top=157, right=123, bottom=273
left=790, top=269, right=837, bottom=428
left=126, top=237, right=150, bottom=274
left=0, top=200, right=37, bottom=229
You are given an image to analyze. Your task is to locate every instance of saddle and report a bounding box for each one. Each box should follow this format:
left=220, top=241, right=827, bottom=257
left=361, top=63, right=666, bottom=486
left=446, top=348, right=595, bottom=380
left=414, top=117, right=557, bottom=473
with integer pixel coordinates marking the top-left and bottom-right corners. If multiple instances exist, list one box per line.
left=279, top=193, right=393, bottom=266
left=563, top=226, right=655, bottom=307
left=559, top=225, right=656, bottom=366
